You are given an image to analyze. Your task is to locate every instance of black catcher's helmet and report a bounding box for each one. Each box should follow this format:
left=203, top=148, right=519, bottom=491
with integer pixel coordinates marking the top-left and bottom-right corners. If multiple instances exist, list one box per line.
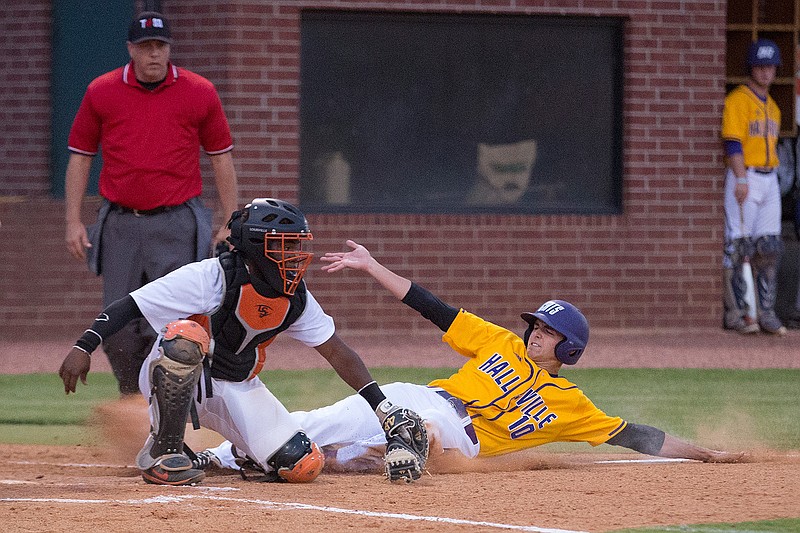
left=227, top=198, right=313, bottom=296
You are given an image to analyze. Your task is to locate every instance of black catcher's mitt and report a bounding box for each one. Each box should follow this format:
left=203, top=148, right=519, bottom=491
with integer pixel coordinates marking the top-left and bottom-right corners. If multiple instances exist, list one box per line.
left=376, top=401, right=429, bottom=482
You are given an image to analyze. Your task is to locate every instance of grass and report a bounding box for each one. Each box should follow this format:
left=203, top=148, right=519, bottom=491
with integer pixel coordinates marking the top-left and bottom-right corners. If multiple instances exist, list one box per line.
left=608, top=518, right=800, bottom=532
left=559, top=368, right=800, bottom=450
left=2, top=368, right=798, bottom=451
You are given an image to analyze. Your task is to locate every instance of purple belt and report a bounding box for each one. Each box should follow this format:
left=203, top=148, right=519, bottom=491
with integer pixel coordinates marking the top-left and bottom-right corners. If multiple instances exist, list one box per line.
left=432, top=388, right=479, bottom=446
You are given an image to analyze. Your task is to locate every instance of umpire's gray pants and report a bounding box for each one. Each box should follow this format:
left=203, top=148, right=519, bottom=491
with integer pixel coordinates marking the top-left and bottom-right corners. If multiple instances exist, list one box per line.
left=100, top=204, right=198, bottom=395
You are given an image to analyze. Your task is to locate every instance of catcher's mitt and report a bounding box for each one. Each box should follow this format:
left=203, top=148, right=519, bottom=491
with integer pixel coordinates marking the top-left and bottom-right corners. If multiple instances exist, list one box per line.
left=376, top=401, right=429, bottom=483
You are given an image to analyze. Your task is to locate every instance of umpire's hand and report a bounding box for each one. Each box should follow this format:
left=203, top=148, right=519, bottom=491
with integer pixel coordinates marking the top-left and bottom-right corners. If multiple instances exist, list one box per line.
left=59, top=348, right=91, bottom=394
left=65, top=220, right=91, bottom=261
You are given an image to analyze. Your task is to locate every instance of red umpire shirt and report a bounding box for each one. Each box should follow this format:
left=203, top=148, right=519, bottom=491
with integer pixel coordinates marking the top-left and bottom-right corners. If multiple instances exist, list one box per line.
left=68, top=61, right=234, bottom=211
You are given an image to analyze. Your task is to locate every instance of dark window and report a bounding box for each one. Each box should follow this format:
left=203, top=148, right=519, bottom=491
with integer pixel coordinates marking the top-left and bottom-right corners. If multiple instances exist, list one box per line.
left=300, top=11, right=625, bottom=214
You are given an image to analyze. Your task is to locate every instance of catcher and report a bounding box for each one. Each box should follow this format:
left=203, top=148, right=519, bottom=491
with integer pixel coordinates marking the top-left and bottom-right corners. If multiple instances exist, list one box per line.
left=197, top=240, right=743, bottom=474
left=58, top=200, right=428, bottom=485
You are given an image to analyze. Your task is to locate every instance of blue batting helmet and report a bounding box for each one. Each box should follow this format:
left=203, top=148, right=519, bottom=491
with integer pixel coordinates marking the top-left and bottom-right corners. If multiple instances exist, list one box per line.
left=521, top=300, right=589, bottom=365
left=747, top=38, right=781, bottom=68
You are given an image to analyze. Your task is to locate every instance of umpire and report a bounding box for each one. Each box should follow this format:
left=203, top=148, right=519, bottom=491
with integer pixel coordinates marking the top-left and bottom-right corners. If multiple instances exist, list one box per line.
left=64, top=11, right=239, bottom=394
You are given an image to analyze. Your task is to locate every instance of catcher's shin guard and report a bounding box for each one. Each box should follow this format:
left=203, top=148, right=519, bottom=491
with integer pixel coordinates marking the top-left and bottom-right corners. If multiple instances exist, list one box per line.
left=136, top=320, right=208, bottom=476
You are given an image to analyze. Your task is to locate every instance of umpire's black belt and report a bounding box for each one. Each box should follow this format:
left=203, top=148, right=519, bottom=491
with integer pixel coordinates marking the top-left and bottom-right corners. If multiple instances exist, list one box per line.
left=431, top=388, right=479, bottom=446
left=110, top=201, right=185, bottom=217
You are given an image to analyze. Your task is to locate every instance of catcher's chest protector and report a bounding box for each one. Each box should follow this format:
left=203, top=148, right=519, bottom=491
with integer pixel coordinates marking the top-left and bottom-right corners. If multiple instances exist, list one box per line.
left=209, top=252, right=307, bottom=381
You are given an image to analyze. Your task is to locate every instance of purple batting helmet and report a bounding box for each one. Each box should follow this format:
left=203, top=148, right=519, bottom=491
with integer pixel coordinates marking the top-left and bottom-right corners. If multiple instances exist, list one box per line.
left=521, top=300, right=589, bottom=365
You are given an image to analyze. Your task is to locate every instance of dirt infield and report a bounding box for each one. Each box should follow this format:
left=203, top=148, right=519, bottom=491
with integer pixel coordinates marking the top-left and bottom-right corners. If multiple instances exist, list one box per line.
left=1, top=329, right=799, bottom=532
left=2, top=444, right=799, bottom=532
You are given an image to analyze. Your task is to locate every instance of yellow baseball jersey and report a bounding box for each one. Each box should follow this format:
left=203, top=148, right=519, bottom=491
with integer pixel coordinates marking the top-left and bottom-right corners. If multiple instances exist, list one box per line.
left=721, top=85, right=781, bottom=168
left=428, top=310, right=626, bottom=457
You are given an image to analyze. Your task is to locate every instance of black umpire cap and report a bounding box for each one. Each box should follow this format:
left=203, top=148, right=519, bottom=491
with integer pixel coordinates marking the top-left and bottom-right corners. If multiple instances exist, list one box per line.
left=128, top=11, right=172, bottom=44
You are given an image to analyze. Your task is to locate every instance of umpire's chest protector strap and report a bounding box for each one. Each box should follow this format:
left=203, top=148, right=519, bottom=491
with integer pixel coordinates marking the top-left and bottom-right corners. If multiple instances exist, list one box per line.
left=209, top=252, right=307, bottom=381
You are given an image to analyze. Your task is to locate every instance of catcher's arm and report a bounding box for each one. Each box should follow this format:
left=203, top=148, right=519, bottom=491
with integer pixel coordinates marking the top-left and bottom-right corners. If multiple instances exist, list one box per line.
left=314, top=333, right=378, bottom=392
left=314, top=333, right=430, bottom=482
left=59, top=296, right=144, bottom=394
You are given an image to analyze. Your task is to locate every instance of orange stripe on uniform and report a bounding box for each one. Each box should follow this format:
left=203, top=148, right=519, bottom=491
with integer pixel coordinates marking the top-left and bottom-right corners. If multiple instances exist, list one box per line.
left=248, top=337, right=276, bottom=380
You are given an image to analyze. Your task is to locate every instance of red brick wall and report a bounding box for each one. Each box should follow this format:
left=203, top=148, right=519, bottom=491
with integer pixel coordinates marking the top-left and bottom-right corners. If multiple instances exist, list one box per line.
left=0, top=0, right=728, bottom=340
left=1, top=2, right=52, bottom=196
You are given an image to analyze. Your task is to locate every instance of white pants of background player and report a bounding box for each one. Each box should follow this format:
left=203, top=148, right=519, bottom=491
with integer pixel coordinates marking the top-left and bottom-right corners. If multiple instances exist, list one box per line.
left=724, top=168, right=782, bottom=242
left=210, top=382, right=480, bottom=471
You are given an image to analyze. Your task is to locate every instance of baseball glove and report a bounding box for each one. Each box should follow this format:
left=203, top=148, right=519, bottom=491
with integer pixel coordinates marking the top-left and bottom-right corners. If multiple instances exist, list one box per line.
left=376, top=400, right=429, bottom=483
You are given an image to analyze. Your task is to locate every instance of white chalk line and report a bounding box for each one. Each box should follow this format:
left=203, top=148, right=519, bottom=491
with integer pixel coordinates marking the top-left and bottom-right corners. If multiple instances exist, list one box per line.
left=594, top=458, right=690, bottom=464
left=9, top=457, right=689, bottom=469
left=10, top=460, right=136, bottom=468
left=0, top=494, right=587, bottom=533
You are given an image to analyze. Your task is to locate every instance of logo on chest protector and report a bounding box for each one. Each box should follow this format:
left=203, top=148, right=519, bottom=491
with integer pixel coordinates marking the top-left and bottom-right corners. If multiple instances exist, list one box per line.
left=237, top=284, right=290, bottom=330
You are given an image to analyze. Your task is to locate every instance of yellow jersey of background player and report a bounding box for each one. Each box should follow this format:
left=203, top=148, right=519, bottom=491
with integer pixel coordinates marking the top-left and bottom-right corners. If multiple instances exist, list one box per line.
left=720, top=38, right=787, bottom=337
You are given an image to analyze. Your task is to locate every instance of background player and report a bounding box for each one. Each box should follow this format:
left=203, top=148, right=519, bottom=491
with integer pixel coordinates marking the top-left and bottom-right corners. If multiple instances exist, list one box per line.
left=720, top=38, right=786, bottom=335
left=59, top=201, right=426, bottom=485
left=199, top=240, right=744, bottom=474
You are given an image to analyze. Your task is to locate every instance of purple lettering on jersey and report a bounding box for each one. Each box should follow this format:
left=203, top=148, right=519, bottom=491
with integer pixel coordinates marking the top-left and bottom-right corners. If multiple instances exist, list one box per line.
left=517, top=387, right=546, bottom=415
left=479, top=357, right=522, bottom=392
left=530, top=405, right=548, bottom=422
left=478, top=353, right=503, bottom=372
left=749, top=119, right=779, bottom=137
left=484, top=360, right=509, bottom=377
left=537, top=413, right=557, bottom=429
left=496, top=369, right=520, bottom=392
left=507, top=386, right=558, bottom=439
left=509, top=424, right=534, bottom=439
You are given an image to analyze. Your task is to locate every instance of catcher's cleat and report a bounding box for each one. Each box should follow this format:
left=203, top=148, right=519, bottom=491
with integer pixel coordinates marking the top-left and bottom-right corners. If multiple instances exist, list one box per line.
left=231, top=447, right=281, bottom=482
left=191, top=449, right=222, bottom=471
left=141, top=454, right=205, bottom=486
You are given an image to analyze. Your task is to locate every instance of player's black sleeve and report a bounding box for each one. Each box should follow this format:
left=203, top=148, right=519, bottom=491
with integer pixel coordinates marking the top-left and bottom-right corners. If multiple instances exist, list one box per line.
left=401, top=282, right=459, bottom=332
left=606, top=422, right=666, bottom=456
left=73, top=295, right=144, bottom=354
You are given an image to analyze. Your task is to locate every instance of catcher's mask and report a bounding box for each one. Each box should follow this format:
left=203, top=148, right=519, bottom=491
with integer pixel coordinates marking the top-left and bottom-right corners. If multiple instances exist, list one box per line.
left=226, top=198, right=313, bottom=296
left=520, top=300, right=589, bottom=365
